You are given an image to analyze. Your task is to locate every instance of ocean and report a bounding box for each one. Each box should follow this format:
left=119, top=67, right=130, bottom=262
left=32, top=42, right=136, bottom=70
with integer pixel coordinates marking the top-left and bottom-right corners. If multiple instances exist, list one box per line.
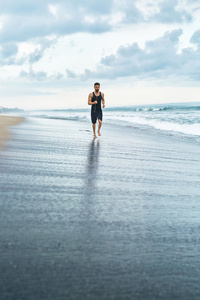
left=19, top=102, right=200, bottom=143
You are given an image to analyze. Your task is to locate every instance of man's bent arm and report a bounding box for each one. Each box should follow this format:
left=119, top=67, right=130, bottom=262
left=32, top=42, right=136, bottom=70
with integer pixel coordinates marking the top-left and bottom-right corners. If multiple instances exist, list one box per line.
left=102, top=93, right=105, bottom=108
left=88, top=93, right=95, bottom=105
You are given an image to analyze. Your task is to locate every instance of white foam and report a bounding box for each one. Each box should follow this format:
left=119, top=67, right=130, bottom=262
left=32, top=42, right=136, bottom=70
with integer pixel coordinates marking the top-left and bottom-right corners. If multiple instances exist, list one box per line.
left=105, top=114, right=200, bottom=137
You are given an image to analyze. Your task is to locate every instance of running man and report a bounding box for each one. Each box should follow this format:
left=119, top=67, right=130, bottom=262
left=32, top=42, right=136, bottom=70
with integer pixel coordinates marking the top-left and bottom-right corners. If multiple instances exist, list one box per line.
left=88, top=82, right=105, bottom=139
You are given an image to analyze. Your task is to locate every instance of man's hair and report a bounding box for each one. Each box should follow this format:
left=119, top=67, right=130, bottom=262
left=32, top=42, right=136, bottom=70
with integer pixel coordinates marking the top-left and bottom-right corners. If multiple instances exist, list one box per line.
left=94, top=82, right=100, bottom=86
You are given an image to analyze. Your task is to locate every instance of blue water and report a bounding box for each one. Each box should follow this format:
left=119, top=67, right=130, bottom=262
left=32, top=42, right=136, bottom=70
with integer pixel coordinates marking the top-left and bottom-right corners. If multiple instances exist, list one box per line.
left=17, top=102, right=200, bottom=143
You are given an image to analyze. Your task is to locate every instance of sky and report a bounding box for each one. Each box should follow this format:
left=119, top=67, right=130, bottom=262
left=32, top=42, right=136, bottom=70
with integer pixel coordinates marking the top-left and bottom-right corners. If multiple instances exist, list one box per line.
left=1, top=0, right=200, bottom=109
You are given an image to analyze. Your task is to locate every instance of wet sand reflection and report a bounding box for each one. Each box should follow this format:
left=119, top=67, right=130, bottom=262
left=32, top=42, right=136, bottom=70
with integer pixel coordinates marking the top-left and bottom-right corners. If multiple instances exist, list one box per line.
left=84, top=139, right=100, bottom=198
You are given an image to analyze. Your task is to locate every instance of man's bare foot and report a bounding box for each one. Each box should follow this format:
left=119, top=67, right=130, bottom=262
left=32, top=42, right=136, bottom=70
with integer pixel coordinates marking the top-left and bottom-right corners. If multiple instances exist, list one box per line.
left=98, top=130, right=101, bottom=136
left=94, top=134, right=97, bottom=139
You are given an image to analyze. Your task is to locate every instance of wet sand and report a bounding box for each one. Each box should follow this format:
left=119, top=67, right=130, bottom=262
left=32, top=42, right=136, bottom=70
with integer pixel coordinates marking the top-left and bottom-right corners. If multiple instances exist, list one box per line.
left=0, top=117, right=200, bottom=300
left=0, top=116, right=24, bottom=151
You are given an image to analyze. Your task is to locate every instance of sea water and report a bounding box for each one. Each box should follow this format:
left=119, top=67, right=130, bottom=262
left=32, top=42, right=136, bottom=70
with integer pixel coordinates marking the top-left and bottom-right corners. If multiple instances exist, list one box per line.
left=19, top=102, right=200, bottom=143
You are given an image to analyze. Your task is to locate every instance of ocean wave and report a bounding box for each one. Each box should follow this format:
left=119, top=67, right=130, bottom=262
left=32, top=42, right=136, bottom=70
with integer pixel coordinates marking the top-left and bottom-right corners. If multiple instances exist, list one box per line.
left=105, top=115, right=200, bottom=137
left=135, top=118, right=200, bottom=136
left=29, top=114, right=88, bottom=122
left=106, top=103, right=200, bottom=113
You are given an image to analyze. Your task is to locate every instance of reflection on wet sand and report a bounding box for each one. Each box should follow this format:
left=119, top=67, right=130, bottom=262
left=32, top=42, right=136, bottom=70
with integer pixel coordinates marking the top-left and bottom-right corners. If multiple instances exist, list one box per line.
left=81, top=139, right=101, bottom=231
left=84, top=139, right=100, bottom=197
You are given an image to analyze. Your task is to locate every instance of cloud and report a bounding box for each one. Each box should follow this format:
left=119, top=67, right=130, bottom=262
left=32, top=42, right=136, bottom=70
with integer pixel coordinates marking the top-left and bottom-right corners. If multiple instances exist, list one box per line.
left=0, top=1, right=45, bottom=15
left=79, top=29, right=200, bottom=82
left=20, top=68, right=48, bottom=81
left=0, top=0, right=197, bottom=83
left=0, top=37, right=57, bottom=66
left=150, top=0, right=193, bottom=23
left=20, top=67, right=63, bottom=81
left=0, top=0, right=194, bottom=45
left=190, top=29, right=200, bottom=44
left=66, top=69, right=77, bottom=78
left=0, top=42, right=21, bottom=66
left=1, top=42, right=18, bottom=57
left=0, top=1, right=113, bottom=44
left=0, top=12, right=112, bottom=44
left=28, top=38, right=57, bottom=63
left=116, top=0, right=144, bottom=23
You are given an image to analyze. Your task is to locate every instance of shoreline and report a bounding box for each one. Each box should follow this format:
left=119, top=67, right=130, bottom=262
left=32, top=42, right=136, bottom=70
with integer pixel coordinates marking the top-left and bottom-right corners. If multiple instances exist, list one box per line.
left=0, top=115, right=24, bottom=151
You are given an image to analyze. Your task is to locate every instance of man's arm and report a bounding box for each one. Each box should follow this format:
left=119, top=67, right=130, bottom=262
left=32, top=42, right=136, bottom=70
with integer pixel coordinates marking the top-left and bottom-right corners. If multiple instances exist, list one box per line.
left=88, top=93, right=97, bottom=105
left=102, top=92, right=105, bottom=108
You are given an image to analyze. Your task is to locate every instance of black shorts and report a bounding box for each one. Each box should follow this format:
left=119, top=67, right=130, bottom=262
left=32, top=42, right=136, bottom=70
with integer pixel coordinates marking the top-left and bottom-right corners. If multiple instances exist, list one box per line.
left=91, top=110, right=102, bottom=124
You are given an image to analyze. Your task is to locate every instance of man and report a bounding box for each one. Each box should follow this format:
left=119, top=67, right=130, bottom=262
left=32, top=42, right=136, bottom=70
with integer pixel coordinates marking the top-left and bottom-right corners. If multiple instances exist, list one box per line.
left=88, top=82, right=105, bottom=139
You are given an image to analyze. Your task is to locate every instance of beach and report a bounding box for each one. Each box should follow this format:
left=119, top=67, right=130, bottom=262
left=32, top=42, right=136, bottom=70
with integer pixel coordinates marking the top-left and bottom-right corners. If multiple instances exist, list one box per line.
left=0, top=116, right=24, bottom=151
left=0, top=116, right=200, bottom=300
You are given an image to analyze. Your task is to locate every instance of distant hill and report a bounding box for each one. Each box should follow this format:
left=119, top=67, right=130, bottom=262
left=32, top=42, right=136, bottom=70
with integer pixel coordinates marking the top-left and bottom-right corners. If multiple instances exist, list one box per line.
left=0, top=107, right=24, bottom=113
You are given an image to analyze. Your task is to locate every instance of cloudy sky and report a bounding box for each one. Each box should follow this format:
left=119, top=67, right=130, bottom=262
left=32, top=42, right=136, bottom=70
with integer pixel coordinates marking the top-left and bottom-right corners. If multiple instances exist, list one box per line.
left=1, top=0, right=200, bottom=109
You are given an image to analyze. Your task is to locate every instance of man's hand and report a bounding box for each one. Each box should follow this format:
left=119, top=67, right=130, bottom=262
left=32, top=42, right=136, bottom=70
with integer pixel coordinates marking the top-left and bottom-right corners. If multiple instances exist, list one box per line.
left=93, top=101, right=98, bottom=104
left=103, top=104, right=105, bottom=108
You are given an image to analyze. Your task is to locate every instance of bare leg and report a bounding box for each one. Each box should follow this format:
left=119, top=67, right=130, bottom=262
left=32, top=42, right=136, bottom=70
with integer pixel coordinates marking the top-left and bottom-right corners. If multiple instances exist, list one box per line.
left=98, top=120, right=102, bottom=136
left=92, top=123, right=97, bottom=138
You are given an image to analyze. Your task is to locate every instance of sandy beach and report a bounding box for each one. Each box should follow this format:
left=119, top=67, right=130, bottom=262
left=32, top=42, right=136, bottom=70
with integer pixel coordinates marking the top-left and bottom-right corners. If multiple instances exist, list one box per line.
left=0, top=117, right=200, bottom=300
left=0, top=116, right=24, bottom=151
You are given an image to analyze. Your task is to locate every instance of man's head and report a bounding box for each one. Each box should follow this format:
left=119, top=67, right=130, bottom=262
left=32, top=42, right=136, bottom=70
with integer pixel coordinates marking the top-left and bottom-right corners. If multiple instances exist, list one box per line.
left=94, top=82, right=100, bottom=92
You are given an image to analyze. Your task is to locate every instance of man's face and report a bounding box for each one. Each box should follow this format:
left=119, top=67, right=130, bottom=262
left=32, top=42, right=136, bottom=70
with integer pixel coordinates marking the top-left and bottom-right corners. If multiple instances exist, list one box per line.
left=94, top=85, right=100, bottom=92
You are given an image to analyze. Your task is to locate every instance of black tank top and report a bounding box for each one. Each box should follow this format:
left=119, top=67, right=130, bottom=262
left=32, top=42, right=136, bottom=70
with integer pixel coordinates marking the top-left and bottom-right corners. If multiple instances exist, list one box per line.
left=91, top=92, right=102, bottom=112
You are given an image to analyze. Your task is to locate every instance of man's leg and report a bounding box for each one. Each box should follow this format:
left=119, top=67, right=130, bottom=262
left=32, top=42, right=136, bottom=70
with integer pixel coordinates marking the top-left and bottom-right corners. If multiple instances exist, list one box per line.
left=97, top=111, right=103, bottom=136
left=97, top=120, right=102, bottom=136
left=91, top=111, right=97, bottom=138
left=92, top=123, right=97, bottom=139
